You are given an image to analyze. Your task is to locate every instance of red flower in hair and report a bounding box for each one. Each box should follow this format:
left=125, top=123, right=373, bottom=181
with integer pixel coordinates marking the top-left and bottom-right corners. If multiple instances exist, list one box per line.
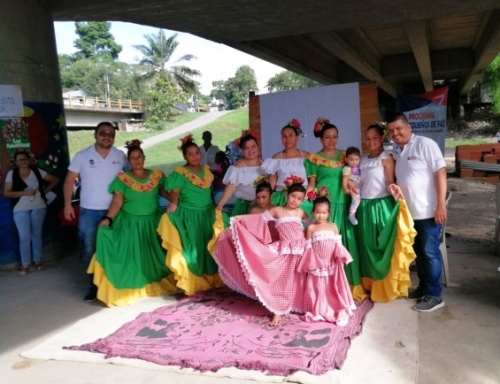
left=282, top=175, right=305, bottom=191
left=314, top=117, right=330, bottom=133
left=178, top=134, right=194, bottom=151
left=124, top=139, right=143, bottom=149
left=287, top=118, right=303, bottom=136
left=233, top=129, right=260, bottom=147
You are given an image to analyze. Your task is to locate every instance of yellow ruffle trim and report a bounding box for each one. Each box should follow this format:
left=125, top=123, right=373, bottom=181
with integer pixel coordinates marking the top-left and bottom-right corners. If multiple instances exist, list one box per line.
left=360, top=199, right=417, bottom=302
left=87, top=255, right=178, bottom=307
left=175, top=165, right=213, bottom=189
left=207, top=209, right=225, bottom=255
left=307, top=152, right=345, bottom=168
left=351, top=284, right=369, bottom=301
left=117, top=169, right=163, bottom=192
left=157, top=213, right=224, bottom=296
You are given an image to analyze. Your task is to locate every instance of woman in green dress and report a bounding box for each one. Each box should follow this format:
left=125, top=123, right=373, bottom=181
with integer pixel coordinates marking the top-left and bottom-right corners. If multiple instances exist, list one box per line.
left=88, top=141, right=177, bottom=307
left=157, top=135, right=224, bottom=296
left=304, top=118, right=365, bottom=300
left=356, top=123, right=416, bottom=302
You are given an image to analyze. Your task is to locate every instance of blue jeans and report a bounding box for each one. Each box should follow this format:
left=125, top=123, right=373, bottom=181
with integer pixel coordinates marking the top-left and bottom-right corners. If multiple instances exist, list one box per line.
left=79, top=207, right=107, bottom=287
left=13, top=208, right=47, bottom=267
left=413, top=218, right=443, bottom=298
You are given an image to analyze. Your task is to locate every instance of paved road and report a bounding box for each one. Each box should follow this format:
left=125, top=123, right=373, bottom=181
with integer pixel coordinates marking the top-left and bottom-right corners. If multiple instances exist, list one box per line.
left=140, top=111, right=231, bottom=149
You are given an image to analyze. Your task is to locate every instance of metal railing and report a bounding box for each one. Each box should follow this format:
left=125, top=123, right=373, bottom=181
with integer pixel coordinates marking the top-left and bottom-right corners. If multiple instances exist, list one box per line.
left=63, top=95, right=144, bottom=113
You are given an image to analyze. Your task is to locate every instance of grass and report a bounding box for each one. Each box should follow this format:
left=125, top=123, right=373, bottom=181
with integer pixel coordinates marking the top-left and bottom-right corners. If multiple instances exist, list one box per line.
left=445, top=138, right=491, bottom=149
left=146, top=108, right=249, bottom=174
left=67, top=112, right=204, bottom=158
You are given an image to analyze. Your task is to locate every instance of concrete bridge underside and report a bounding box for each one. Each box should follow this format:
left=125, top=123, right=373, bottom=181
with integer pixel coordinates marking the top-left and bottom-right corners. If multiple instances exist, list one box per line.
left=44, top=0, right=500, bottom=97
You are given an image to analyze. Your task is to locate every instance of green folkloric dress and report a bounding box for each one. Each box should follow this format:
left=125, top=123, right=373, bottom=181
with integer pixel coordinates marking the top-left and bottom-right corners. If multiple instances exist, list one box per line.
left=157, top=165, right=224, bottom=295
left=304, top=151, right=366, bottom=300
left=89, top=169, right=176, bottom=307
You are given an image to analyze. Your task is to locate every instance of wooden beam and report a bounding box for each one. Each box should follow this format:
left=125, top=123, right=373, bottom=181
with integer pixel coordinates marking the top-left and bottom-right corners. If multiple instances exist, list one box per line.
left=308, top=32, right=399, bottom=97
left=460, top=9, right=500, bottom=95
left=404, top=20, right=433, bottom=92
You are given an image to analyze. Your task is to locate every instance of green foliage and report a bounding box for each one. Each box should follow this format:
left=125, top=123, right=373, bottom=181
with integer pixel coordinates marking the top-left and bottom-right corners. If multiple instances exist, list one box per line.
left=74, top=22, right=122, bottom=61
left=266, top=70, right=320, bottom=92
left=145, top=77, right=189, bottom=126
left=209, top=66, right=257, bottom=110
left=484, top=55, right=500, bottom=112
left=133, top=30, right=201, bottom=94
left=59, top=55, right=147, bottom=100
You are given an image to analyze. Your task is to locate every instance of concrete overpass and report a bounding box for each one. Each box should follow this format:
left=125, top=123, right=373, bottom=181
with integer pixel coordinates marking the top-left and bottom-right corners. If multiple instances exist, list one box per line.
left=63, top=96, right=144, bottom=129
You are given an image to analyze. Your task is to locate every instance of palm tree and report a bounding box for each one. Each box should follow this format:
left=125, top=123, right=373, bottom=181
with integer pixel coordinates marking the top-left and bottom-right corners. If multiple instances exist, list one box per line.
left=133, top=30, right=201, bottom=93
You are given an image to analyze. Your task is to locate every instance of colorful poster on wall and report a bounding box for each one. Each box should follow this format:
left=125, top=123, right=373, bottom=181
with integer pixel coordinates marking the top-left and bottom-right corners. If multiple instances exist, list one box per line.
left=0, top=85, right=24, bottom=117
left=0, top=102, right=69, bottom=188
left=396, top=87, right=448, bottom=154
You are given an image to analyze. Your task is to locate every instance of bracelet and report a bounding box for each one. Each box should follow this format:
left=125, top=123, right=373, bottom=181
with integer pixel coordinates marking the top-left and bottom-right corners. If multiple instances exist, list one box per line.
left=102, top=216, right=113, bottom=225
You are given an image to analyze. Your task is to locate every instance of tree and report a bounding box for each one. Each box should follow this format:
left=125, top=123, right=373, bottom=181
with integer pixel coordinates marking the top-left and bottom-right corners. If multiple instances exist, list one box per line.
left=59, top=55, right=147, bottom=100
left=145, top=77, right=189, bottom=126
left=266, top=71, right=320, bottom=92
left=223, top=65, right=258, bottom=109
left=74, top=22, right=122, bottom=60
left=133, top=30, right=201, bottom=93
left=483, top=55, right=500, bottom=112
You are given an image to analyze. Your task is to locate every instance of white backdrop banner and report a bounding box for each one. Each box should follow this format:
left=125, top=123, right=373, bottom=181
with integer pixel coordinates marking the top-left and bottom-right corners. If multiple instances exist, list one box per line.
left=259, top=83, right=361, bottom=159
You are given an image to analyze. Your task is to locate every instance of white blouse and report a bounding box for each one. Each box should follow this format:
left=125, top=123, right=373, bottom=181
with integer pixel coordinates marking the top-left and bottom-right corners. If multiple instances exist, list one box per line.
left=223, top=165, right=262, bottom=201
left=359, top=150, right=391, bottom=199
left=261, top=157, right=308, bottom=191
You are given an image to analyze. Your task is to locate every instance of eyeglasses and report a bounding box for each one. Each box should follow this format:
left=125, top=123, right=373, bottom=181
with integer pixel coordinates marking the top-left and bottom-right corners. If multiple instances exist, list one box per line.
left=98, top=132, right=115, bottom=138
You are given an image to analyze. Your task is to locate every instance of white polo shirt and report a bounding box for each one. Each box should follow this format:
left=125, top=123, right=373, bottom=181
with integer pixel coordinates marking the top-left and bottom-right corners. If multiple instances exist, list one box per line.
left=200, top=145, right=220, bottom=170
left=68, top=145, right=128, bottom=210
left=393, top=134, right=446, bottom=220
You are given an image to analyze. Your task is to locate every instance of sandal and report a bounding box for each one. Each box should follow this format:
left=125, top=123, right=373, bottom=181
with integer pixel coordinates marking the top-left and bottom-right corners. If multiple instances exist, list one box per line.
left=17, top=267, right=30, bottom=277
left=33, top=262, right=44, bottom=271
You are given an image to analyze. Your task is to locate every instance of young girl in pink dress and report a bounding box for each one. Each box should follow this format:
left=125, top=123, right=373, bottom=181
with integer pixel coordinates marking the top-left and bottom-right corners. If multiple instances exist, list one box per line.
left=212, top=176, right=309, bottom=326
left=298, top=195, right=356, bottom=327
left=249, top=177, right=273, bottom=214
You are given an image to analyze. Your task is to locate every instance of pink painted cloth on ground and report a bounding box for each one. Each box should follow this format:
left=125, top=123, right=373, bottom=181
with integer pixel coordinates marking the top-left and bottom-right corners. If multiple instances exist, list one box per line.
left=65, top=289, right=373, bottom=376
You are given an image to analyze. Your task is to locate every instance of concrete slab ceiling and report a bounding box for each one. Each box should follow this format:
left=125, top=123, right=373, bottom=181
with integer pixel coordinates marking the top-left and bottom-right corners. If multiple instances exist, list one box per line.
left=42, top=0, right=500, bottom=96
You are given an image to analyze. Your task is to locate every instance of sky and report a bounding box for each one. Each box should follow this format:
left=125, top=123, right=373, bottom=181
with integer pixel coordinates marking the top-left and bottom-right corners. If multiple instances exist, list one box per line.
left=53, top=22, right=285, bottom=95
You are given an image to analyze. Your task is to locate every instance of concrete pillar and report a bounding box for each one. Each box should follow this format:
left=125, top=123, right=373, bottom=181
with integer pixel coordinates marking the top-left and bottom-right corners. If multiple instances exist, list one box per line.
left=0, top=0, right=69, bottom=267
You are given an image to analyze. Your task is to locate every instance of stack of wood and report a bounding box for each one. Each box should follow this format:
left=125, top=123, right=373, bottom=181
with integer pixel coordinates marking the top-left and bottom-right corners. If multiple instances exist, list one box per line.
left=456, top=144, right=500, bottom=183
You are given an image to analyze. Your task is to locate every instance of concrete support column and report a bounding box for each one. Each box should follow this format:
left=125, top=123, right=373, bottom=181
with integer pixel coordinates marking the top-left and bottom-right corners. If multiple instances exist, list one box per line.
left=0, top=0, right=70, bottom=267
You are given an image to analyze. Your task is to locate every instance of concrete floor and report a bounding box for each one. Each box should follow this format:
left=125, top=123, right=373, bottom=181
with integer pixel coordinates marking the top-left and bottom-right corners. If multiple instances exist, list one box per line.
left=1, top=233, right=499, bottom=383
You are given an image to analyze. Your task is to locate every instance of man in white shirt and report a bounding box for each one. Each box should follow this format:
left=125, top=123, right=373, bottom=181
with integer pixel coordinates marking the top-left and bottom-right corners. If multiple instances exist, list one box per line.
left=63, top=122, right=128, bottom=303
left=199, top=131, right=219, bottom=171
left=387, top=113, right=447, bottom=312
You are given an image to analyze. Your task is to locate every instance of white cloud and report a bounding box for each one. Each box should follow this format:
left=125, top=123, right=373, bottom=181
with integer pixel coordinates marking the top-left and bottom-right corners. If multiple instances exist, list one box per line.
left=53, top=21, right=284, bottom=94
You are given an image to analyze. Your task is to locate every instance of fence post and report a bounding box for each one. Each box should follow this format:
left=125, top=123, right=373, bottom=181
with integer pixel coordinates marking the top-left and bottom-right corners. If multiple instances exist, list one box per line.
left=95, top=97, right=98, bottom=110
left=68, top=95, right=72, bottom=108
left=129, top=100, right=132, bottom=111
left=82, top=96, right=86, bottom=109
left=107, top=98, right=111, bottom=110
left=118, top=99, right=122, bottom=110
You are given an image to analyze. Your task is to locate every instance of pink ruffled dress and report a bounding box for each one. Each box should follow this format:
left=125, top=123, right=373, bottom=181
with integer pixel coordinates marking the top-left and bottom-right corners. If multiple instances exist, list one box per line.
left=297, top=231, right=356, bottom=326
left=213, top=211, right=307, bottom=315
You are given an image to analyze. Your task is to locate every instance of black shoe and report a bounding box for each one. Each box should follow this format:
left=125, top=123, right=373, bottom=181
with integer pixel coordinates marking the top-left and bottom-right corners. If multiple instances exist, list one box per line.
left=83, top=288, right=97, bottom=303
left=414, top=296, right=445, bottom=312
left=406, top=288, right=424, bottom=301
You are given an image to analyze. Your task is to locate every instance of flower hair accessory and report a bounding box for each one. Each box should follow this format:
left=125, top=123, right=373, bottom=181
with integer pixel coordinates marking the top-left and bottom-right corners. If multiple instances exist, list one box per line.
left=282, top=175, right=305, bottom=191
left=233, top=129, right=260, bottom=147
left=253, top=174, right=269, bottom=190
left=287, top=118, right=304, bottom=137
left=306, top=186, right=329, bottom=201
left=314, top=117, right=330, bottom=133
left=177, top=134, right=194, bottom=151
left=124, top=139, right=143, bottom=149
